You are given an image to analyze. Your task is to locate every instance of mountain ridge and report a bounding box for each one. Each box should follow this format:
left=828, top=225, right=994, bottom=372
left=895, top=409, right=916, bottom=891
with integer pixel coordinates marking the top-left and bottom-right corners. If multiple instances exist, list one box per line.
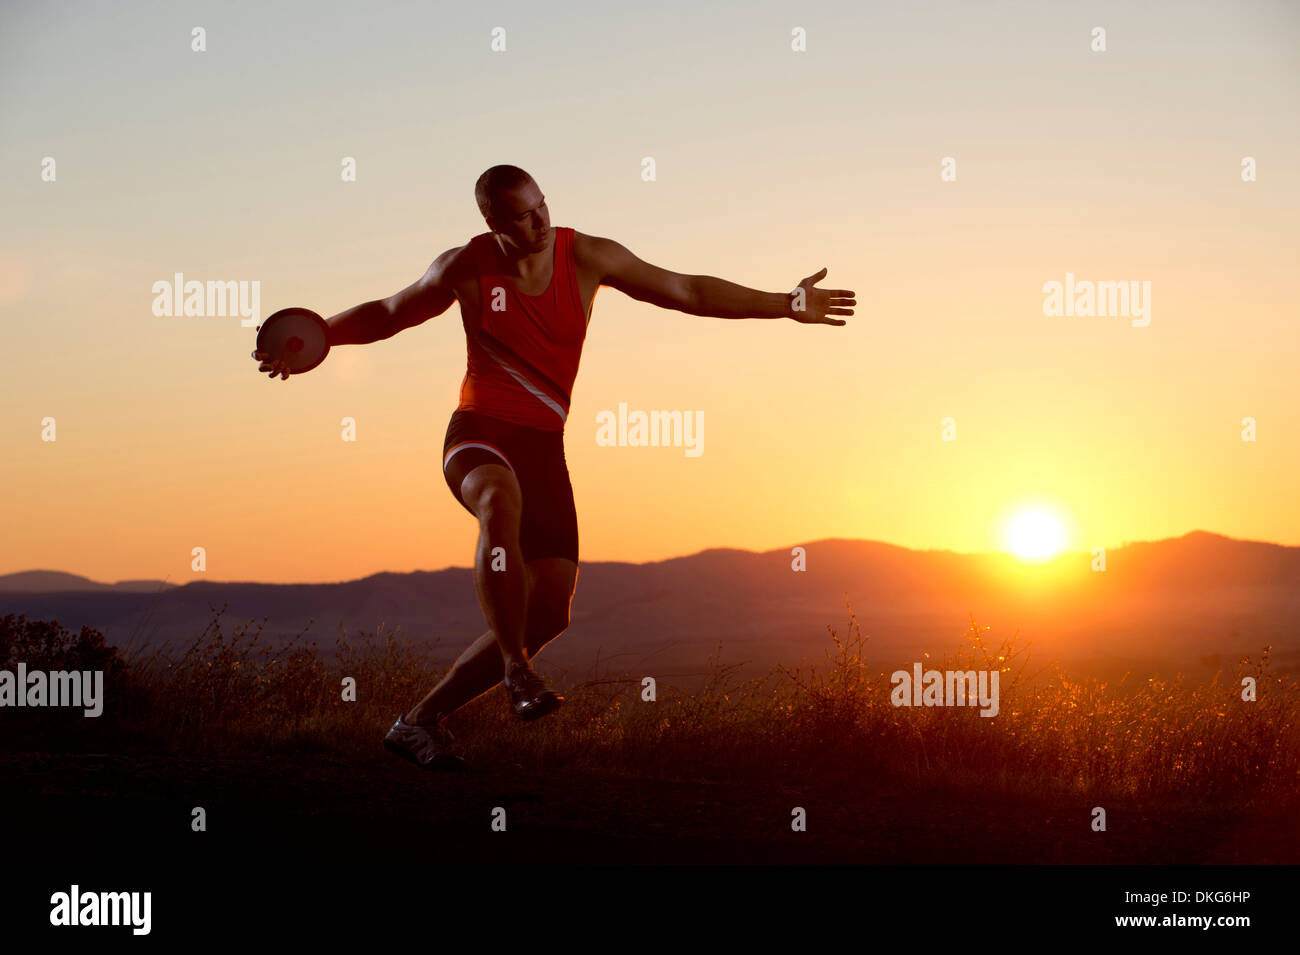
left=2, top=531, right=1295, bottom=683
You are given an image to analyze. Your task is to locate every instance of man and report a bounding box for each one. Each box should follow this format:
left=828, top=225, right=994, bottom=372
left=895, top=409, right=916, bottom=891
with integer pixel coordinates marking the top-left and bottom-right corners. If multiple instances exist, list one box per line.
left=253, top=165, right=854, bottom=770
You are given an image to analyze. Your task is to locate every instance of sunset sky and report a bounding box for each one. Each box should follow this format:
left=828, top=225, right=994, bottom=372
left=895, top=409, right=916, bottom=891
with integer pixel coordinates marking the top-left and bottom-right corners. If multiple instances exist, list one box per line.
left=2, top=0, right=1297, bottom=584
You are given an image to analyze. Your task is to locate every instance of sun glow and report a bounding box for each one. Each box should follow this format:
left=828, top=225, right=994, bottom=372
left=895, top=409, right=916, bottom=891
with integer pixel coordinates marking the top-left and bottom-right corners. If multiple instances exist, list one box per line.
left=1004, top=507, right=1067, bottom=561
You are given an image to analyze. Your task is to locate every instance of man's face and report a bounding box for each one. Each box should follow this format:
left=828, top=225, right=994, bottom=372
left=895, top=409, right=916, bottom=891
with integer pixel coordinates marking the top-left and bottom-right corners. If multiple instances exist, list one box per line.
left=489, top=180, right=550, bottom=253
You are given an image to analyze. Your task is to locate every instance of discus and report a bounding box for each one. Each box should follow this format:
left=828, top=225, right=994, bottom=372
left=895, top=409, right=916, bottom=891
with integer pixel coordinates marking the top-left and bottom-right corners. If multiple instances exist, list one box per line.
left=254, top=307, right=330, bottom=374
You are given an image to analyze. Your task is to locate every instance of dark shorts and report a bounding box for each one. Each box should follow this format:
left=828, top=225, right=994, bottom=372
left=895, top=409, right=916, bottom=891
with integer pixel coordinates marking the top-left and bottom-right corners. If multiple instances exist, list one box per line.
left=442, top=409, right=579, bottom=564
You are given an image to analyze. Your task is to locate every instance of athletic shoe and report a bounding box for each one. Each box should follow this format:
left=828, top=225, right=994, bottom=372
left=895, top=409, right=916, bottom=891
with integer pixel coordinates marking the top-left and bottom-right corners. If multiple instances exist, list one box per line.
left=504, top=661, right=564, bottom=722
left=383, top=715, right=466, bottom=770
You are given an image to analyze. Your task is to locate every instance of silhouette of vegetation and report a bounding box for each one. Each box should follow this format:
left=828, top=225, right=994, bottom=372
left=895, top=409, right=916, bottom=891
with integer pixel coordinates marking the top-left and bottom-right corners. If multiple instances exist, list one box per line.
left=5, top=603, right=1297, bottom=813
left=0, top=613, right=139, bottom=746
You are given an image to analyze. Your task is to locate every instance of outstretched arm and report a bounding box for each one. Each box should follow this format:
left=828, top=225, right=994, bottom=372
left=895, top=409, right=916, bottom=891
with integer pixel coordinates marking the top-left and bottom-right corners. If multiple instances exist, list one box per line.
left=325, top=245, right=461, bottom=346
left=588, top=234, right=854, bottom=325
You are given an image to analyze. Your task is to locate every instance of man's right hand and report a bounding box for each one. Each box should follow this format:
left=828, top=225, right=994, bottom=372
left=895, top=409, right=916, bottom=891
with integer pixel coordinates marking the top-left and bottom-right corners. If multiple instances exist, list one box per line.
left=251, top=349, right=292, bottom=380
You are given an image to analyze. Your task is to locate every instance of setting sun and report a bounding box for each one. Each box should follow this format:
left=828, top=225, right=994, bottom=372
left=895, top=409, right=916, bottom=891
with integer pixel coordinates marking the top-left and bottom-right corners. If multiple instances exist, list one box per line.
left=1004, top=508, right=1067, bottom=561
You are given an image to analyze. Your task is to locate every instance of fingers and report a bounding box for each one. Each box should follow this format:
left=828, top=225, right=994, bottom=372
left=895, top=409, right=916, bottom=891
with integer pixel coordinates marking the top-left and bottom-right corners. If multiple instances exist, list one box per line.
left=822, top=286, right=854, bottom=315
left=791, top=311, right=850, bottom=325
left=252, top=350, right=291, bottom=378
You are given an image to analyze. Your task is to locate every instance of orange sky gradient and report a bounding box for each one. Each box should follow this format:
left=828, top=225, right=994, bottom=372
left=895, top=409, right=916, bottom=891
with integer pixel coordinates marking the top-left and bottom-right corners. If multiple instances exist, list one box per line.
left=2, top=1, right=1297, bottom=583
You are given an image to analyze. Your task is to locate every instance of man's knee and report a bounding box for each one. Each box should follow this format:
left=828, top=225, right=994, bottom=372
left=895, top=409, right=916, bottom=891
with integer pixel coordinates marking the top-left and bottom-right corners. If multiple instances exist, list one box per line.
left=464, top=470, right=522, bottom=532
left=479, top=486, right=521, bottom=530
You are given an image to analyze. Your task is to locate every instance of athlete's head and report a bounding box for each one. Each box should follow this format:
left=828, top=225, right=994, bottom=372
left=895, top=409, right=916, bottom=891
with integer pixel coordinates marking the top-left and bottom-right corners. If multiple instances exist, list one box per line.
left=476, top=165, right=550, bottom=254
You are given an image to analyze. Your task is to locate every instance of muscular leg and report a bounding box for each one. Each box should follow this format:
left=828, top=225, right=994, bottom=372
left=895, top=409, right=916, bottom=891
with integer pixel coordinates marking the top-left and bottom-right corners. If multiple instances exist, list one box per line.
left=461, top=462, right=530, bottom=670
left=404, top=538, right=578, bottom=726
left=520, top=558, right=578, bottom=656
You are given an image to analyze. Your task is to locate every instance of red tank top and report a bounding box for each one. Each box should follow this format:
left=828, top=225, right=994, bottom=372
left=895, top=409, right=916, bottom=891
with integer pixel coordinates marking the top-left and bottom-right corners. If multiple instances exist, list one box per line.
left=456, top=226, right=587, bottom=431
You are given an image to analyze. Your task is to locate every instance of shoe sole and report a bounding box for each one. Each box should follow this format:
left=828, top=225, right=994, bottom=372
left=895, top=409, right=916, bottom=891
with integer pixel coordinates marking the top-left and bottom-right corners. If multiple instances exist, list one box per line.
left=384, top=737, right=467, bottom=771
left=514, top=693, right=563, bottom=722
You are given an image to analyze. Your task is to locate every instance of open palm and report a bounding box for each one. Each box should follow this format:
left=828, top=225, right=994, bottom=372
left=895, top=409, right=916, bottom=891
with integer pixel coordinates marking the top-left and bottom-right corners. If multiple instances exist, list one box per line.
left=790, top=268, right=854, bottom=325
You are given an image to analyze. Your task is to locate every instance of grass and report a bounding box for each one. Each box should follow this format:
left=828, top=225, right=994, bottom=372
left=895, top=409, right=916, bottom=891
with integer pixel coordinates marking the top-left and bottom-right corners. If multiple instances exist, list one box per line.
left=4, top=604, right=1297, bottom=814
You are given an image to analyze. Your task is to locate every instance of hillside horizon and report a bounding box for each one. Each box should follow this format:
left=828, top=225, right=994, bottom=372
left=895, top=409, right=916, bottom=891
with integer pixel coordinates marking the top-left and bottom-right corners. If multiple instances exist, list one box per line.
left=0, top=528, right=1285, bottom=591
left=2, top=530, right=1296, bottom=687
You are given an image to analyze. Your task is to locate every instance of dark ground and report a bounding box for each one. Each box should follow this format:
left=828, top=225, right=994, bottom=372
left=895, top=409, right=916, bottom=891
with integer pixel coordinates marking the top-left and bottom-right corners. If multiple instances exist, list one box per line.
left=3, top=748, right=1295, bottom=866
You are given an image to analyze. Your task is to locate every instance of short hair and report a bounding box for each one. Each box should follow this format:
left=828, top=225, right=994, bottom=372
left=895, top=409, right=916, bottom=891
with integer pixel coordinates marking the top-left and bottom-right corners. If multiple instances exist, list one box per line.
left=475, top=165, right=535, bottom=220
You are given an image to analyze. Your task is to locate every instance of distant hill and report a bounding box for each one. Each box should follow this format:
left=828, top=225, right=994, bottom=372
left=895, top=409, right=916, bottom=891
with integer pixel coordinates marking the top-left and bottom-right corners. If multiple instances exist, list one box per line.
left=1, top=532, right=1296, bottom=682
left=0, top=570, right=177, bottom=594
